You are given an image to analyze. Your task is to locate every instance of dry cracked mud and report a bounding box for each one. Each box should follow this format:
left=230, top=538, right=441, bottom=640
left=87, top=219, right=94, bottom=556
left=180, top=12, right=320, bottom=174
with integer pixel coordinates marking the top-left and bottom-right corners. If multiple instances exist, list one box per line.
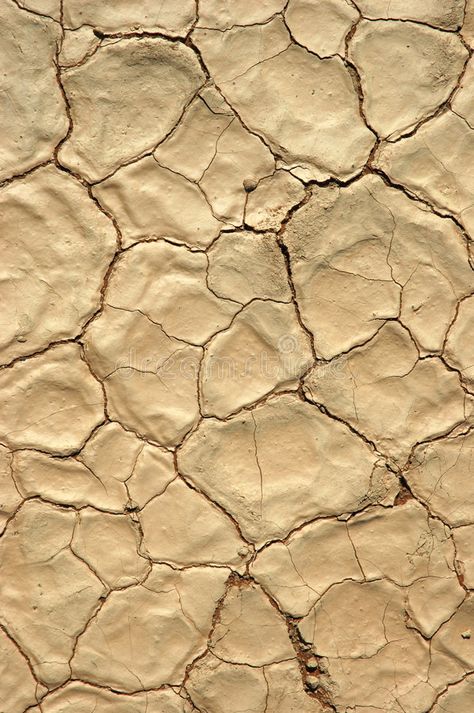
left=2, top=0, right=474, bottom=711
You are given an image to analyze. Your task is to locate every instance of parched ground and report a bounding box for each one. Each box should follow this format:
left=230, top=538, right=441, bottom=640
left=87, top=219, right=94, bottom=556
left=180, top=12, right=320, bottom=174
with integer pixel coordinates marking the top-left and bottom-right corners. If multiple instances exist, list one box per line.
left=2, top=0, right=474, bottom=711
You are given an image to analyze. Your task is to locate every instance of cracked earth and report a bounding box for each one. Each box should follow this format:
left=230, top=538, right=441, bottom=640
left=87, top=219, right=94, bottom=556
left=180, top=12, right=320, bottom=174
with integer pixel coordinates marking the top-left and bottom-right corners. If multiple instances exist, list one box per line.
left=3, top=0, right=474, bottom=711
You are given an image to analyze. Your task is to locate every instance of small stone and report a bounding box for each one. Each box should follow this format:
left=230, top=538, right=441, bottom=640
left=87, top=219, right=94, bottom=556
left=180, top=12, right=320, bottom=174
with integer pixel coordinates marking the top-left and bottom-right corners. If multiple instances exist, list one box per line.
left=243, top=178, right=258, bottom=192
left=306, top=674, right=320, bottom=690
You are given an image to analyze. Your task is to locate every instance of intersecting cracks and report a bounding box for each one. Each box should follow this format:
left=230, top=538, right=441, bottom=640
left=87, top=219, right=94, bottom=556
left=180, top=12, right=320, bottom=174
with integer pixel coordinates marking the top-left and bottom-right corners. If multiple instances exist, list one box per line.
left=302, top=371, right=473, bottom=547
left=356, top=19, right=473, bottom=147
left=273, top=172, right=471, bottom=404
left=174, top=452, right=253, bottom=554
left=86, top=80, right=208, bottom=188
left=1, top=163, right=470, bottom=712
left=9, top=0, right=60, bottom=25
left=196, top=116, right=236, bottom=185
left=180, top=571, right=335, bottom=707
left=0, top=176, right=121, bottom=378
left=225, top=43, right=295, bottom=87
left=248, top=498, right=387, bottom=572
left=5, top=7, right=474, bottom=710
left=397, top=483, right=470, bottom=599
left=185, top=44, right=288, bottom=166
left=190, top=11, right=379, bottom=175
left=151, top=156, right=231, bottom=226
left=0, top=622, right=42, bottom=704
left=59, top=29, right=102, bottom=70
left=427, top=671, right=474, bottom=711
left=0, top=414, right=463, bottom=710
left=369, top=166, right=474, bottom=259
left=301, top=384, right=380, bottom=454
left=350, top=0, right=469, bottom=33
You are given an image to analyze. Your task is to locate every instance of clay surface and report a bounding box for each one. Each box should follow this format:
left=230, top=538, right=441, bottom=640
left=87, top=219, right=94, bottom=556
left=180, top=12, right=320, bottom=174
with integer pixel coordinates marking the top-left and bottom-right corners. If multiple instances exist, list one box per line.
left=2, top=1, right=474, bottom=711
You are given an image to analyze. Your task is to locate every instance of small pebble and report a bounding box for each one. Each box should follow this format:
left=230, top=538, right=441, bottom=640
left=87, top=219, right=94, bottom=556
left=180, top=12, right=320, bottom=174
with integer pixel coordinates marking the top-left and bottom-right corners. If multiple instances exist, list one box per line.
left=243, top=178, right=258, bottom=192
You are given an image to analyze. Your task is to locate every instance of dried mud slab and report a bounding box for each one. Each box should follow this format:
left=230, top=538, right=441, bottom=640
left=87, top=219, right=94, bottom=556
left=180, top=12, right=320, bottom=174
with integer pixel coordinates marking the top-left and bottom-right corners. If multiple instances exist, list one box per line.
left=0, top=165, right=116, bottom=365
left=200, top=301, right=313, bottom=417
left=140, top=478, right=248, bottom=568
left=179, top=394, right=388, bottom=544
left=58, top=26, right=99, bottom=68
left=207, top=231, right=291, bottom=303
left=208, top=581, right=294, bottom=665
left=349, top=20, right=468, bottom=138
left=0, top=343, right=104, bottom=454
left=71, top=509, right=149, bottom=588
left=58, top=38, right=204, bottom=182
left=83, top=306, right=202, bottom=447
left=0, top=1, right=68, bottom=182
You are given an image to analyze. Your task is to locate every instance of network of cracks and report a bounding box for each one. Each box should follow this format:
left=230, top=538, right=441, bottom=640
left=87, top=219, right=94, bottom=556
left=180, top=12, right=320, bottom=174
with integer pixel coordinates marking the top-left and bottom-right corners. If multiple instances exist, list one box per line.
left=3, top=0, right=474, bottom=711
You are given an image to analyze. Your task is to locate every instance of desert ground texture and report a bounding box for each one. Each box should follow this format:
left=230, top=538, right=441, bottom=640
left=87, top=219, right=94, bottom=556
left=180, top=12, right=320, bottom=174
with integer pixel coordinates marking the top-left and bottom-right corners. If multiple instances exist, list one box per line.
left=2, top=0, right=474, bottom=711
